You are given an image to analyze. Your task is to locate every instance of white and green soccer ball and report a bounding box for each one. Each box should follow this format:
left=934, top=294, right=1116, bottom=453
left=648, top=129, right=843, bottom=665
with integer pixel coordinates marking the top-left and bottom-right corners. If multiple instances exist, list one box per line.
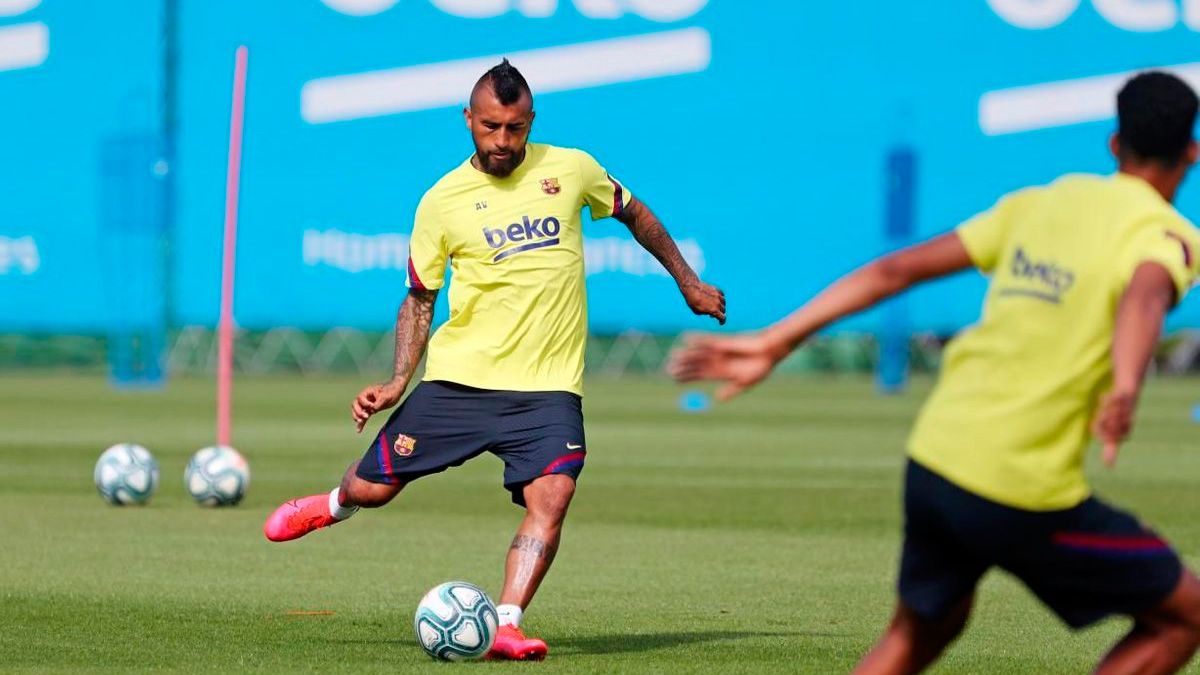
left=94, top=443, right=159, bottom=505
left=414, top=581, right=498, bottom=661
left=184, top=445, right=249, bottom=507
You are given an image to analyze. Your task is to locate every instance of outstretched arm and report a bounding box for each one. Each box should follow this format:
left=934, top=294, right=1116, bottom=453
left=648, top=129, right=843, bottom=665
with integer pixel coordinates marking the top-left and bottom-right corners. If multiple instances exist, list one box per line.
left=615, top=196, right=726, bottom=324
left=759, top=232, right=973, bottom=357
left=1092, top=262, right=1176, bottom=466
left=350, top=288, right=438, bottom=432
left=669, top=232, right=974, bottom=400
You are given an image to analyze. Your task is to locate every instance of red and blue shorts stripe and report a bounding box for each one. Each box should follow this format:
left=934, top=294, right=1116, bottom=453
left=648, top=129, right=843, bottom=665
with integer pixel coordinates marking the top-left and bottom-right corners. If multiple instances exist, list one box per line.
left=542, top=451, right=586, bottom=477
left=1052, top=531, right=1171, bottom=557
left=375, top=432, right=397, bottom=485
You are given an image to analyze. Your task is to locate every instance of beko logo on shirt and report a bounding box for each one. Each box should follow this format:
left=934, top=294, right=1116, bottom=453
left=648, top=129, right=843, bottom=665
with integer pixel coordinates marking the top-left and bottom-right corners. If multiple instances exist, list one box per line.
left=997, top=246, right=1076, bottom=303
left=482, top=215, right=561, bottom=262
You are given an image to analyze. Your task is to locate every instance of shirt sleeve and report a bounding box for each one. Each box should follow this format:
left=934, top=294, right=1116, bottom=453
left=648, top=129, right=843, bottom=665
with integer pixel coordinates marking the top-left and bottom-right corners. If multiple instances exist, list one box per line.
left=955, top=192, right=1021, bottom=274
left=1117, top=219, right=1200, bottom=304
left=406, top=192, right=448, bottom=291
left=575, top=150, right=633, bottom=220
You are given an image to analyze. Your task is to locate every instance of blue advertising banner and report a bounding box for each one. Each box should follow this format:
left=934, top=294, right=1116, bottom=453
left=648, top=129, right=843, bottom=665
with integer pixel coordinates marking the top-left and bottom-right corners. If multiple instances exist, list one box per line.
left=7, top=1, right=1200, bottom=334
left=0, top=0, right=164, bottom=331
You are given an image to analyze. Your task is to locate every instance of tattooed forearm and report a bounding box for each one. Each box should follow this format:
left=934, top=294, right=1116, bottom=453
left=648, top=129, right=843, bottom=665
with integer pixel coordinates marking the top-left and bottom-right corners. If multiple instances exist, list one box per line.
left=616, top=197, right=697, bottom=287
left=390, top=288, right=438, bottom=384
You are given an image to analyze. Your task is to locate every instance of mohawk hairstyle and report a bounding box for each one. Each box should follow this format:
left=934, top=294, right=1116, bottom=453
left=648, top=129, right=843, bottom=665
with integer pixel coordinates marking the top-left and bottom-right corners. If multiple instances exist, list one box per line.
left=476, top=58, right=532, bottom=106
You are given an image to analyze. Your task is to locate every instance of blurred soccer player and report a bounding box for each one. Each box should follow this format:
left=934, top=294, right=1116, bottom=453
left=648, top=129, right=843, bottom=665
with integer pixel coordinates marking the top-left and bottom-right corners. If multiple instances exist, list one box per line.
left=670, top=71, right=1200, bottom=674
left=263, top=60, right=724, bottom=660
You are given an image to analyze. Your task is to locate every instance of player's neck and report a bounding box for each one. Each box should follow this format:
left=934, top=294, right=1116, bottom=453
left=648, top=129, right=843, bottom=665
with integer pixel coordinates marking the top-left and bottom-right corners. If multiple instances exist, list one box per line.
left=1117, top=163, right=1185, bottom=203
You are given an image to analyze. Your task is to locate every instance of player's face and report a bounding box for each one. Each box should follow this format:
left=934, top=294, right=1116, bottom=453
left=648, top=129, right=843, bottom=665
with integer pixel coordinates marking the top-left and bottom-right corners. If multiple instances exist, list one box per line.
left=465, top=90, right=534, bottom=177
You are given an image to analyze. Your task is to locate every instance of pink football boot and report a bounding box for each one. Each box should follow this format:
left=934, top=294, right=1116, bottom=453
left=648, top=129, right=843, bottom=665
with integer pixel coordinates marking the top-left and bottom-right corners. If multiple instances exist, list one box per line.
left=263, top=494, right=340, bottom=542
left=487, top=625, right=548, bottom=661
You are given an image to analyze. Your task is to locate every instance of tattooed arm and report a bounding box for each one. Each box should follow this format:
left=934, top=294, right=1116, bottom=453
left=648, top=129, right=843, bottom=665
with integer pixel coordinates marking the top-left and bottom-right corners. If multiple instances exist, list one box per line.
left=615, top=196, right=726, bottom=324
left=350, top=288, right=438, bottom=432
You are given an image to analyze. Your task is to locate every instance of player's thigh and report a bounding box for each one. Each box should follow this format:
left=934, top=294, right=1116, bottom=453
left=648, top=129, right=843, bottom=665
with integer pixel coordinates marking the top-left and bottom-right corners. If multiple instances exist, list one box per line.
left=899, top=462, right=989, bottom=621
left=520, top=473, right=577, bottom=520
left=354, top=381, right=494, bottom=488
left=340, top=460, right=403, bottom=506
left=1134, top=569, right=1200, bottom=633
left=490, top=391, right=585, bottom=508
left=1003, top=496, right=1184, bottom=629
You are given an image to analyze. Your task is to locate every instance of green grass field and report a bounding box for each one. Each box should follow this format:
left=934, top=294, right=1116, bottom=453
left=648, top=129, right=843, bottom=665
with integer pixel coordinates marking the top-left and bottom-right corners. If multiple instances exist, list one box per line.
left=3, top=373, right=1200, bottom=673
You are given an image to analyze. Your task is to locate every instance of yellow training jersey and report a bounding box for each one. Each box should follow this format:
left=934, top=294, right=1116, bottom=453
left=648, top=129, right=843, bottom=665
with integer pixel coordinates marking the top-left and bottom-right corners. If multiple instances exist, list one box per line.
left=909, top=173, right=1200, bottom=511
left=405, top=143, right=631, bottom=396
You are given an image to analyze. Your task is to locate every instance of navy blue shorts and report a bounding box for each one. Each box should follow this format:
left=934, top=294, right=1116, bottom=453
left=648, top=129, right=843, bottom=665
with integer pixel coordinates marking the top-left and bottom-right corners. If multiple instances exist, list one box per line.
left=355, top=381, right=586, bottom=507
left=901, top=460, right=1182, bottom=628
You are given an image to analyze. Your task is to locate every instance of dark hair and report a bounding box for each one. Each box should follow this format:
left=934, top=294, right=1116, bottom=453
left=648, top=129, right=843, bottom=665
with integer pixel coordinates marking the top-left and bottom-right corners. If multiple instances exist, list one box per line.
left=1117, top=71, right=1198, bottom=165
left=476, top=58, right=532, bottom=106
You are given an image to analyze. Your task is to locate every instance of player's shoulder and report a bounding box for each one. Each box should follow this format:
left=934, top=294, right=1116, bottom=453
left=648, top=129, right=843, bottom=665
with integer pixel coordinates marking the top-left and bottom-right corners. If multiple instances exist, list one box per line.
left=1174, top=211, right=1199, bottom=234
left=1105, top=173, right=1195, bottom=228
left=532, top=143, right=601, bottom=172
left=418, top=157, right=479, bottom=207
left=531, top=142, right=583, bottom=157
left=978, top=181, right=1050, bottom=219
left=530, top=141, right=580, bottom=162
left=997, top=173, right=1129, bottom=212
left=1136, top=205, right=1199, bottom=245
left=1011, top=173, right=1102, bottom=200
left=428, top=156, right=476, bottom=190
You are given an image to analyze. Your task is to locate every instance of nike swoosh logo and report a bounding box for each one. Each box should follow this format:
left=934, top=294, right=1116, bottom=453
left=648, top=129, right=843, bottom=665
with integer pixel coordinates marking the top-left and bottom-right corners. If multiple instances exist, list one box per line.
left=566, top=443, right=583, bottom=450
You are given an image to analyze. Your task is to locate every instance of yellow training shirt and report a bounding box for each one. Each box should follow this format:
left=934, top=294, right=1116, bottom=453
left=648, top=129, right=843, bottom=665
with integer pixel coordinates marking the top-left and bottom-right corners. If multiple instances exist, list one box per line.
left=406, top=143, right=630, bottom=396
left=909, top=173, right=1200, bottom=511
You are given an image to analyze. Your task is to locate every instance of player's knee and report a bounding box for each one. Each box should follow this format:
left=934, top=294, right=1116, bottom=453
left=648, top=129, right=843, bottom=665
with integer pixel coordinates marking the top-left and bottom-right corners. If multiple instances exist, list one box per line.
left=340, top=472, right=401, bottom=508
left=1174, top=620, right=1200, bottom=652
left=525, top=474, right=575, bottom=522
left=1173, top=586, right=1200, bottom=642
left=1164, top=572, right=1200, bottom=631
left=895, top=599, right=971, bottom=649
left=351, top=483, right=399, bottom=508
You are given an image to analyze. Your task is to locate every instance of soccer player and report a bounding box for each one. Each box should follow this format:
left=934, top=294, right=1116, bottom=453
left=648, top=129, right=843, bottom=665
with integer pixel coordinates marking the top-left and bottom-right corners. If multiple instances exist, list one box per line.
left=669, top=71, right=1200, bottom=674
left=263, top=60, right=724, bottom=660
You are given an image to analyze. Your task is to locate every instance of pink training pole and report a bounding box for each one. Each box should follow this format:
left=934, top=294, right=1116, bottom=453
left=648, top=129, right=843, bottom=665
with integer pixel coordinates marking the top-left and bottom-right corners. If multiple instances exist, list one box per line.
left=217, top=46, right=248, bottom=448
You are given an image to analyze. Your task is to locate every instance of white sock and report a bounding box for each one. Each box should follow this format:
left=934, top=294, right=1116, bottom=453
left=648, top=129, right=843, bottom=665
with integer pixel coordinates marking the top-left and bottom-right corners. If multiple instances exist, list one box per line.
left=496, top=604, right=523, bottom=627
left=328, top=488, right=359, bottom=521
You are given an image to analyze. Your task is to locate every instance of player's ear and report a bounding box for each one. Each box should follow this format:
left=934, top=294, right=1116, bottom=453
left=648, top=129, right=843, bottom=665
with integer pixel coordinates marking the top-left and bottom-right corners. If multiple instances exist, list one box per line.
left=1108, top=133, right=1121, bottom=161
left=1186, top=140, right=1198, bottom=167
left=463, top=106, right=472, bottom=130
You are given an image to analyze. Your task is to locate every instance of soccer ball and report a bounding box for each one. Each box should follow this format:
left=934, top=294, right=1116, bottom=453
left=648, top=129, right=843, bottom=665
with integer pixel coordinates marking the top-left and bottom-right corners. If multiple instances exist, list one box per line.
left=413, top=581, right=498, bottom=661
left=184, top=445, right=250, bottom=506
left=94, top=443, right=159, bottom=505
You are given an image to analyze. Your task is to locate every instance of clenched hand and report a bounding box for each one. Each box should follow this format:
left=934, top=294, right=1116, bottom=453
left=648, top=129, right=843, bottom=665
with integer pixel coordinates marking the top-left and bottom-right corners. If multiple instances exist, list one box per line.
left=680, top=278, right=726, bottom=325
left=351, top=381, right=406, bottom=433
left=1092, top=390, right=1137, bottom=467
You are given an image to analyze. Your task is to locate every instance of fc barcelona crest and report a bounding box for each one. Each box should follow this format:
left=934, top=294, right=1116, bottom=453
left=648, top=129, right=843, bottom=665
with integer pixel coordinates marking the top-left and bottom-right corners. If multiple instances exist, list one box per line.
left=394, top=434, right=417, bottom=457
left=540, top=177, right=561, bottom=195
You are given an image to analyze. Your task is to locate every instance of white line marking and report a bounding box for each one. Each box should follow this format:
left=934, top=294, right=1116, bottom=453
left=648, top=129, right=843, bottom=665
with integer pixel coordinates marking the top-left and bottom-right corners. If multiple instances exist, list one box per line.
left=301, top=27, right=711, bottom=124
left=0, top=22, right=47, bottom=72
left=980, top=63, right=1200, bottom=135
